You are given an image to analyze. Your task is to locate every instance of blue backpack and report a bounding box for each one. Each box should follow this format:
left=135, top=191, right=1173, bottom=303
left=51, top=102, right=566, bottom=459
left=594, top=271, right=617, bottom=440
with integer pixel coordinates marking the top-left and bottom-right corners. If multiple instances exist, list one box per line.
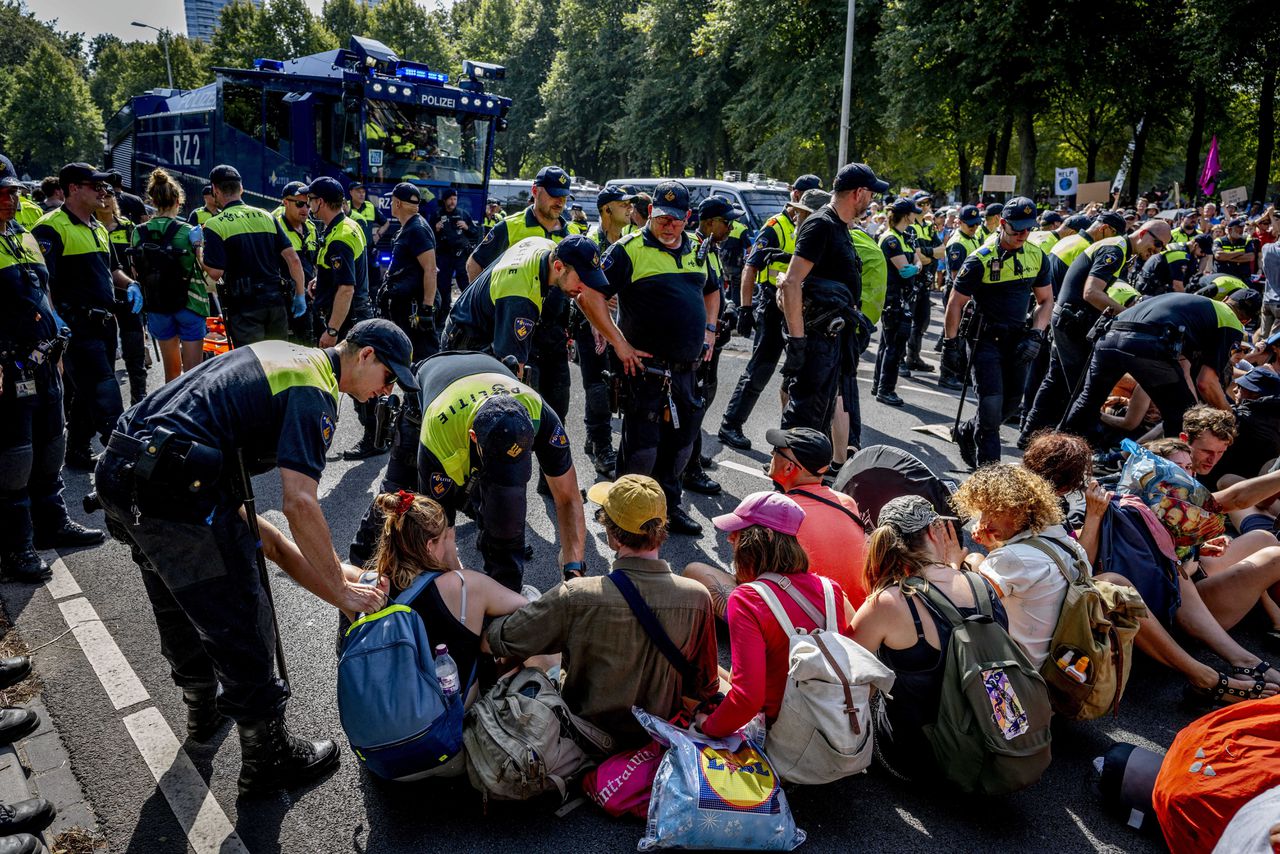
left=337, top=571, right=473, bottom=781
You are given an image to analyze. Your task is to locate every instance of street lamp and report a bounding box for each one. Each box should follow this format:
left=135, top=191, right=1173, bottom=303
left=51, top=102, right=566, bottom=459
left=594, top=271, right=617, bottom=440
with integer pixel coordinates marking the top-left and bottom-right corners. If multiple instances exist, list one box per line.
left=131, top=21, right=174, bottom=89
left=837, top=0, right=855, bottom=166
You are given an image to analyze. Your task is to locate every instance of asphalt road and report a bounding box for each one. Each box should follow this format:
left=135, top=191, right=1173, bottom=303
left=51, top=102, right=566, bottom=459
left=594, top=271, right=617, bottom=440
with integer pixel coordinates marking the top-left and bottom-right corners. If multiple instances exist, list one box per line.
left=7, top=302, right=1271, bottom=853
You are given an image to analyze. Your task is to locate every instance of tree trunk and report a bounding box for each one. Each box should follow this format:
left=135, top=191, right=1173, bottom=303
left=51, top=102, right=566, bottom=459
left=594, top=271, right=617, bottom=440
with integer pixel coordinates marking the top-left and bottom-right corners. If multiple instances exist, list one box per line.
left=982, top=130, right=997, bottom=176
left=995, top=116, right=1013, bottom=175
left=1127, top=115, right=1150, bottom=204
left=1252, top=67, right=1276, bottom=206
left=1086, top=140, right=1099, bottom=183
left=1183, top=81, right=1206, bottom=198
left=1018, top=108, right=1037, bottom=200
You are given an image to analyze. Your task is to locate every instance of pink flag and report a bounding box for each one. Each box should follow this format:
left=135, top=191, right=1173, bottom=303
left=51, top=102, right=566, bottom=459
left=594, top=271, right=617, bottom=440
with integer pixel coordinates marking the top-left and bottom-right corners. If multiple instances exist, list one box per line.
left=1199, top=135, right=1220, bottom=197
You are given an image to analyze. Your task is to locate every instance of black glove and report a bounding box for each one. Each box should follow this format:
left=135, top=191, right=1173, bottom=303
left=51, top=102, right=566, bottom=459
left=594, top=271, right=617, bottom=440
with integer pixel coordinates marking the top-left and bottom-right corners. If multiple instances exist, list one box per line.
left=940, top=337, right=963, bottom=375
left=780, top=335, right=808, bottom=378
left=1016, top=329, right=1045, bottom=365
left=737, top=309, right=755, bottom=338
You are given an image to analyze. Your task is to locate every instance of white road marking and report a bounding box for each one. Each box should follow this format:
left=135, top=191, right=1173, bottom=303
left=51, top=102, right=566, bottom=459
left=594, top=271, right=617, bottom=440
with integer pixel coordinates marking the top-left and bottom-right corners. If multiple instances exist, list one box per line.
left=56, top=597, right=149, bottom=710
left=43, top=554, right=82, bottom=600
left=717, top=460, right=772, bottom=481
left=123, top=707, right=250, bottom=854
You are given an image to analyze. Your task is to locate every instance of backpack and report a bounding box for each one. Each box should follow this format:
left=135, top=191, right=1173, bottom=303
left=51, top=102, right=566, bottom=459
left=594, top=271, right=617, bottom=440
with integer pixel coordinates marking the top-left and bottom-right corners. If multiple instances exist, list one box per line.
left=747, top=574, right=894, bottom=785
left=133, top=219, right=191, bottom=314
left=463, top=666, right=614, bottom=803
left=903, top=572, right=1053, bottom=795
left=1020, top=536, right=1146, bottom=720
left=337, top=571, right=473, bottom=781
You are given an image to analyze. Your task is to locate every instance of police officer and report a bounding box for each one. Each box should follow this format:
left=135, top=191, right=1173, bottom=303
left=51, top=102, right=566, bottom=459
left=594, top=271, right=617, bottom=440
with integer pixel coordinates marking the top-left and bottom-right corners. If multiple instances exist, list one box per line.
left=32, top=163, right=141, bottom=470
left=379, top=182, right=438, bottom=360
left=576, top=180, right=717, bottom=535
left=1171, top=209, right=1201, bottom=244
left=1138, top=233, right=1213, bottom=296
left=200, top=165, right=307, bottom=348
left=272, top=181, right=319, bottom=344
left=1020, top=217, right=1171, bottom=442
left=1026, top=210, right=1065, bottom=252
left=442, top=234, right=601, bottom=375
left=683, top=196, right=746, bottom=497
left=432, top=187, right=478, bottom=324
left=92, top=319, right=406, bottom=791
left=778, top=163, right=884, bottom=432
left=872, top=197, right=923, bottom=407
left=1046, top=211, right=1125, bottom=289
left=937, top=204, right=984, bottom=390
left=346, top=181, right=383, bottom=280
left=943, top=197, right=1052, bottom=467
left=0, top=175, right=103, bottom=581
left=976, top=203, right=1002, bottom=241
left=567, top=204, right=589, bottom=235
left=1214, top=218, right=1258, bottom=279
left=1061, top=290, right=1258, bottom=442
left=904, top=191, right=942, bottom=376
left=97, top=188, right=147, bottom=406
left=482, top=198, right=501, bottom=236
left=716, top=179, right=813, bottom=449
left=188, top=185, right=219, bottom=227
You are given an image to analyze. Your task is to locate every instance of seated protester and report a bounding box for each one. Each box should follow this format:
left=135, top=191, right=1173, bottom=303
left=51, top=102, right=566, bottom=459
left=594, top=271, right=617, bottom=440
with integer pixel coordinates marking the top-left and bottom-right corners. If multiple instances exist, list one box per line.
left=485, top=475, right=720, bottom=747
left=685, top=428, right=868, bottom=614
left=1021, top=431, right=1094, bottom=529
left=1180, top=404, right=1239, bottom=489
left=1208, top=367, right=1280, bottom=487
left=693, top=492, right=854, bottom=739
left=848, top=496, right=1008, bottom=782
left=949, top=464, right=1081, bottom=669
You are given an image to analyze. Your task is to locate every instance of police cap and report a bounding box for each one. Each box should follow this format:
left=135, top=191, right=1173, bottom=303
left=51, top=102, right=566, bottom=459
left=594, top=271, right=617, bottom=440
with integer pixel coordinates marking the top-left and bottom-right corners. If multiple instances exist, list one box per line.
left=1040, top=210, right=1064, bottom=226
left=348, top=181, right=364, bottom=191
left=59, top=162, right=111, bottom=189
left=532, top=166, right=572, bottom=197
left=1228, top=217, right=1247, bottom=228
left=1063, top=214, right=1092, bottom=231
left=1191, top=233, right=1214, bottom=253
left=651, top=180, right=691, bottom=218
left=471, top=395, right=535, bottom=486
left=1096, top=211, right=1127, bottom=234
left=553, top=233, right=609, bottom=289
left=1235, top=367, right=1280, bottom=397
left=912, top=190, right=933, bottom=204
left=697, top=196, right=743, bottom=222
left=392, top=182, right=422, bottom=204
left=833, top=163, right=890, bottom=193
left=439, top=187, right=458, bottom=200
left=304, top=176, right=344, bottom=205
left=890, top=198, right=922, bottom=217
left=983, top=203, right=1004, bottom=219
left=791, top=174, right=822, bottom=192
left=569, top=203, right=583, bottom=212
left=958, top=204, right=982, bottom=226
left=106, top=170, right=124, bottom=188
left=201, top=185, right=214, bottom=197
left=281, top=181, right=308, bottom=199
left=0, top=176, right=23, bottom=189
left=1227, top=287, right=1262, bottom=321
left=209, top=164, right=241, bottom=184
left=346, top=318, right=418, bottom=391
left=1003, top=196, right=1038, bottom=230
left=597, top=187, right=628, bottom=208
left=486, top=197, right=499, bottom=205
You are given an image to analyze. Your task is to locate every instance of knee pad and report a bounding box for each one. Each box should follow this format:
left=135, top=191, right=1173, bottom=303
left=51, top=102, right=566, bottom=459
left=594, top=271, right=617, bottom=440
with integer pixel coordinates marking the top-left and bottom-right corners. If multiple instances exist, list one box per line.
left=0, top=445, right=34, bottom=493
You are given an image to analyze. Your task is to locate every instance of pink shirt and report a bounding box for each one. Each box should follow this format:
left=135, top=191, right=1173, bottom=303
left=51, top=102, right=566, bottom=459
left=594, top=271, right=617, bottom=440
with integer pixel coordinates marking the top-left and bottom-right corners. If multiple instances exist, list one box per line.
left=787, top=485, right=869, bottom=607
left=700, top=574, right=851, bottom=738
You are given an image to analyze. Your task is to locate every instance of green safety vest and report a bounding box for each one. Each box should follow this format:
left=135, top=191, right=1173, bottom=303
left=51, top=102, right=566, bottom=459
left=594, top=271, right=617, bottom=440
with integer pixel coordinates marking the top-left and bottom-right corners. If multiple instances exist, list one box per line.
left=318, top=214, right=367, bottom=272
left=694, top=231, right=724, bottom=287
left=1078, top=235, right=1131, bottom=278
left=1162, top=242, right=1190, bottom=267
left=567, top=221, right=589, bottom=236
left=878, top=226, right=914, bottom=269
left=106, top=216, right=134, bottom=258
left=756, top=212, right=795, bottom=285
left=205, top=203, right=281, bottom=245
left=1171, top=227, right=1197, bottom=244
left=503, top=208, right=566, bottom=246
left=909, top=222, right=938, bottom=267
left=850, top=227, right=886, bottom=324
left=970, top=237, right=1048, bottom=286
left=350, top=200, right=377, bottom=227
left=488, top=237, right=555, bottom=314
left=15, top=197, right=41, bottom=231
left=252, top=340, right=341, bottom=407
left=273, top=210, right=318, bottom=261
left=615, top=230, right=709, bottom=285
left=1050, top=232, right=1094, bottom=267
left=419, top=372, right=545, bottom=486
left=945, top=229, right=984, bottom=281
left=729, top=220, right=747, bottom=241
left=1210, top=298, right=1244, bottom=333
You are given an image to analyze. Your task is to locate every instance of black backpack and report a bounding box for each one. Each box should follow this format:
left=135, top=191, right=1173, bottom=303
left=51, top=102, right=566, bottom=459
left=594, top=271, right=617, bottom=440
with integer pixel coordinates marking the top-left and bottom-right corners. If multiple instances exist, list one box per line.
left=133, top=219, right=191, bottom=314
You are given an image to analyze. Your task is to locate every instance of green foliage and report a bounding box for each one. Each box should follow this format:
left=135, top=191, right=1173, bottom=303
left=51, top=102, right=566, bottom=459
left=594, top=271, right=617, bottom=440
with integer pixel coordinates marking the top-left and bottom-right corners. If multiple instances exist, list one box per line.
left=1, top=41, right=103, bottom=176
left=322, top=0, right=368, bottom=46
left=89, top=35, right=213, bottom=121
left=367, top=0, right=454, bottom=72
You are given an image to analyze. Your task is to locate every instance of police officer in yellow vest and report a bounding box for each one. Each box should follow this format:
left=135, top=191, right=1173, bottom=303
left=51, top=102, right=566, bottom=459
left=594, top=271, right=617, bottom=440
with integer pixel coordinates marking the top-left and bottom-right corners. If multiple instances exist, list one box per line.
left=942, top=197, right=1051, bottom=467
left=1026, top=210, right=1064, bottom=252
left=482, top=198, right=501, bottom=236
left=937, top=204, right=984, bottom=390
left=1137, top=233, right=1213, bottom=296
left=903, top=191, right=942, bottom=376
left=347, top=181, right=383, bottom=281
left=1045, top=211, right=1124, bottom=294
left=187, top=185, right=219, bottom=227
left=567, top=204, right=589, bottom=235
left=92, top=319, right=408, bottom=792
left=1020, top=217, right=1171, bottom=442
left=576, top=180, right=719, bottom=536
left=716, top=176, right=817, bottom=450
left=274, top=182, right=319, bottom=343
left=1214, top=217, right=1258, bottom=279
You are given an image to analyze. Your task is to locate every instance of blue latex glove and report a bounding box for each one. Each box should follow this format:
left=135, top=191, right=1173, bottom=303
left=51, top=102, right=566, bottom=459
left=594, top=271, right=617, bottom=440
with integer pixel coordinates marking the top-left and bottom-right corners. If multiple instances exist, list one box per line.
left=292, top=293, right=307, bottom=318
left=900, top=263, right=920, bottom=278
left=126, top=282, right=144, bottom=314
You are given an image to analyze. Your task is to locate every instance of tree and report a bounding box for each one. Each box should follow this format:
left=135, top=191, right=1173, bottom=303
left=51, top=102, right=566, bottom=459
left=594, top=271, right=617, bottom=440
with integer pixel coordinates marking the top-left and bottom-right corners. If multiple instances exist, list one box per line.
left=367, top=0, right=455, bottom=72
left=1, top=42, right=104, bottom=176
left=209, top=0, right=262, bottom=69
left=322, top=0, right=368, bottom=46
left=89, top=35, right=214, bottom=120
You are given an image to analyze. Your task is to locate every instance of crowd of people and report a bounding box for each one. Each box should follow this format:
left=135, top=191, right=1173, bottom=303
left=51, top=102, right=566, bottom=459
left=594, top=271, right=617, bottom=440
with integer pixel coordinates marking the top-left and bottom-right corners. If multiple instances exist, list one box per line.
left=1, top=152, right=1279, bottom=852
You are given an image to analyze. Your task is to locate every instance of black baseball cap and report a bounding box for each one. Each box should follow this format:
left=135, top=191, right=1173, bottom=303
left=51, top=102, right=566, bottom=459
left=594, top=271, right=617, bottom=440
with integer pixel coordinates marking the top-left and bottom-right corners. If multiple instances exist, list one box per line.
left=569, top=203, right=583, bottom=212
left=891, top=198, right=922, bottom=217
left=553, top=234, right=609, bottom=289
left=281, top=181, right=308, bottom=199
left=1097, top=211, right=1127, bottom=234
left=346, top=318, right=418, bottom=391
left=348, top=181, right=364, bottom=191
left=439, top=187, right=458, bottom=200
left=651, top=180, right=691, bottom=218
left=533, top=166, right=572, bottom=197
left=201, top=184, right=214, bottom=197
left=209, top=164, right=241, bottom=184
left=1227, top=287, right=1262, bottom=321
left=486, top=197, right=499, bottom=205
left=792, top=174, right=822, bottom=192
left=984, top=203, right=1004, bottom=219
left=833, top=163, right=890, bottom=193
left=597, top=187, right=628, bottom=208
left=1003, top=196, right=1038, bottom=230
left=471, top=395, right=535, bottom=486
left=1040, top=210, right=1063, bottom=226
left=1191, top=233, right=1214, bottom=253
left=59, top=162, right=111, bottom=188
left=912, top=190, right=932, bottom=204
left=766, top=427, right=832, bottom=474
left=304, top=176, right=344, bottom=205
left=106, top=170, right=124, bottom=188
left=697, top=196, right=743, bottom=221
left=958, top=204, right=982, bottom=226
left=1235, top=367, right=1280, bottom=396
left=392, top=182, right=422, bottom=204
left=1064, top=214, right=1092, bottom=231
left=1228, top=217, right=1247, bottom=228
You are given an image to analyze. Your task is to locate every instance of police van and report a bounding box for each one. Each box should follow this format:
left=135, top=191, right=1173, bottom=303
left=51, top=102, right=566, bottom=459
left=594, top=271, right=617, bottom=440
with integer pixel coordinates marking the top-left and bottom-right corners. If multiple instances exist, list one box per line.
left=604, top=175, right=790, bottom=236
left=488, top=178, right=600, bottom=222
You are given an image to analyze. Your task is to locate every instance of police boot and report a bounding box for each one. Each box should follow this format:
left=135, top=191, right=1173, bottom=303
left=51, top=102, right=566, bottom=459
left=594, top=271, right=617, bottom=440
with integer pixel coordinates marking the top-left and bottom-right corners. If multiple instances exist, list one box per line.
left=0, top=709, right=39, bottom=748
left=183, top=686, right=227, bottom=743
left=938, top=375, right=964, bottom=391
left=0, top=657, right=32, bottom=692
left=236, top=715, right=339, bottom=795
left=590, top=444, right=617, bottom=477
left=0, top=798, right=56, bottom=838
left=63, top=447, right=96, bottom=471
left=717, top=424, right=751, bottom=451
left=33, top=519, right=105, bottom=550
left=951, top=422, right=978, bottom=470
left=0, top=833, right=41, bottom=854
left=682, top=470, right=722, bottom=496
left=667, top=506, right=703, bottom=536
left=0, top=550, right=51, bottom=583
left=906, top=357, right=935, bottom=373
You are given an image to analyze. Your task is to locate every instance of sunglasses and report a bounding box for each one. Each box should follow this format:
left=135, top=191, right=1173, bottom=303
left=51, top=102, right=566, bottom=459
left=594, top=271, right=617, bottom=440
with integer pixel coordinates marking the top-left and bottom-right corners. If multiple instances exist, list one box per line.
left=79, top=182, right=107, bottom=193
left=286, top=198, right=308, bottom=208
left=772, top=448, right=800, bottom=467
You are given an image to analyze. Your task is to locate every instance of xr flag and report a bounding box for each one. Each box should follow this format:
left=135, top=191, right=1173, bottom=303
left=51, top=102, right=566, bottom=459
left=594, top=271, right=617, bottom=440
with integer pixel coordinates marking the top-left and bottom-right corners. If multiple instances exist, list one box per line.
left=1198, top=136, right=1221, bottom=198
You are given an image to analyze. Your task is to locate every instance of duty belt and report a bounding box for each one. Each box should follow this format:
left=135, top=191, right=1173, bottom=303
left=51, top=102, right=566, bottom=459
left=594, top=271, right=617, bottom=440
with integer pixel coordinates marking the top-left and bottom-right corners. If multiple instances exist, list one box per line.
left=644, top=357, right=698, bottom=373
left=106, top=429, right=224, bottom=494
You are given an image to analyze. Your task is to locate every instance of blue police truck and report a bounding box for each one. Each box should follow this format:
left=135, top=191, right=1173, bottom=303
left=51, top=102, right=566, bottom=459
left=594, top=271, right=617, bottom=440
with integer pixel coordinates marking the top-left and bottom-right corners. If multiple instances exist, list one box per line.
left=104, top=36, right=510, bottom=223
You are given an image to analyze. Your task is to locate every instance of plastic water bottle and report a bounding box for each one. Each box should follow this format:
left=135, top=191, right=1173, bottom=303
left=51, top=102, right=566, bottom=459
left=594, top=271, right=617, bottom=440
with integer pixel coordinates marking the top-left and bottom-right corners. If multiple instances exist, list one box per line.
left=434, top=644, right=460, bottom=697
left=355, top=570, right=380, bottom=620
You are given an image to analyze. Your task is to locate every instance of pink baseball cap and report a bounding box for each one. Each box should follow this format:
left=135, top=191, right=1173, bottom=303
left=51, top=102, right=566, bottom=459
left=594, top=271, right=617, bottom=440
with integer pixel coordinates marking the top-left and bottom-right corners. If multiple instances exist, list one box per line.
left=712, top=491, right=806, bottom=536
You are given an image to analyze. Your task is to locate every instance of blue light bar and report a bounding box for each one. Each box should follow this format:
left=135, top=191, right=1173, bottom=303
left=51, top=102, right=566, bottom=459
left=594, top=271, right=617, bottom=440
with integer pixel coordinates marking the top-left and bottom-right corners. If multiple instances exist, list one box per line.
left=253, top=58, right=285, bottom=72
left=395, top=62, right=447, bottom=84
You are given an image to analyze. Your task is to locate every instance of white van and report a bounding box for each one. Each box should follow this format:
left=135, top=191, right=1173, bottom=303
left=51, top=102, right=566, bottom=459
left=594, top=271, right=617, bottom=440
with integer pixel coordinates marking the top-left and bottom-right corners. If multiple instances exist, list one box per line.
left=487, top=178, right=600, bottom=221
left=604, top=177, right=791, bottom=236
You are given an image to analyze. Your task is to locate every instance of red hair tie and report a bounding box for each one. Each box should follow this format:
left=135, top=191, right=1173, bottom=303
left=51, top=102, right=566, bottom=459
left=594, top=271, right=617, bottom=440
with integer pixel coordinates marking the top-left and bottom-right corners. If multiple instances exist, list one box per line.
left=395, top=490, right=416, bottom=516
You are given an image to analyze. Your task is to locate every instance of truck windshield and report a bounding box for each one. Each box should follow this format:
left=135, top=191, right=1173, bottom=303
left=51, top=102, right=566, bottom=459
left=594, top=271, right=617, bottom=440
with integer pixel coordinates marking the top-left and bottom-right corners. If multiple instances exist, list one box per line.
left=364, top=101, right=489, bottom=186
left=738, top=190, right=789, bottom=231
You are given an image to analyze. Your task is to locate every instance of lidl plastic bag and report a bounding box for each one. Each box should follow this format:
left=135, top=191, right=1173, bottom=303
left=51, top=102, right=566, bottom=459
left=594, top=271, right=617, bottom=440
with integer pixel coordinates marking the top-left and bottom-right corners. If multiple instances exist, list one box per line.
left=633, top=706, right=805, bottom=852
left=1117, top=438, right=1225, bottom=557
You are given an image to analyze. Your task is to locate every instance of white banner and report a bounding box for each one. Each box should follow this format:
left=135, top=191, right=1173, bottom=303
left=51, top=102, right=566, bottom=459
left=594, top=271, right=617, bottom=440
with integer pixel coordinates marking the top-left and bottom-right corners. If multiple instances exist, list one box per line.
left=981, top=174, right=1016, bottom=194
left=1220, top=186, right=1249, bottom=206
left=1055, top=167, right=1078, bottom=197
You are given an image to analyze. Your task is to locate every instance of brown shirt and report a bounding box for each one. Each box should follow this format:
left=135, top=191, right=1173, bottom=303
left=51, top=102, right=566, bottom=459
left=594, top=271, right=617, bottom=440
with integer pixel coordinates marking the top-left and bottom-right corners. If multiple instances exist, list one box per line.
left=486, top=556, right=719, bottom=746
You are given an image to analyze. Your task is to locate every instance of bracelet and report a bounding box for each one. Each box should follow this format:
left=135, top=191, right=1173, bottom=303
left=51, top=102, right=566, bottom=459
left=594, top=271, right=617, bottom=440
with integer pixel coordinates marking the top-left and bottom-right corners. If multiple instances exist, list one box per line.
left=562, top=561, right=585, bottom=579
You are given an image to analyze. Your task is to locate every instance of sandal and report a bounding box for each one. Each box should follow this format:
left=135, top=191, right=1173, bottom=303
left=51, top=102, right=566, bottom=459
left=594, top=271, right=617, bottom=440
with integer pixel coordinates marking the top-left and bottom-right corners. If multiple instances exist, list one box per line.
left=1186, top=671, right=1268, bottom=708
left=1234, top=661, right=1279, bottom=686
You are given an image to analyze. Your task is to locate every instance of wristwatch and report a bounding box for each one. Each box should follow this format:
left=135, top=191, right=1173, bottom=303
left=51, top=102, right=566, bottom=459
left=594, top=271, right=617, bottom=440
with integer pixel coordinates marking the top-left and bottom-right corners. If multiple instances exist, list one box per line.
left=705, top=323, right=717, bottom=332
left=325, top=326, right=339, bottom=337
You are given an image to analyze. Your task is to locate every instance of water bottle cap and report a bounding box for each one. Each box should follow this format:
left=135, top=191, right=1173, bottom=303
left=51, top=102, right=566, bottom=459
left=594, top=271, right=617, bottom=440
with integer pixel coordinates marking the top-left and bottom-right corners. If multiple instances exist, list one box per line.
left=434, top=644, right=447, bottom=655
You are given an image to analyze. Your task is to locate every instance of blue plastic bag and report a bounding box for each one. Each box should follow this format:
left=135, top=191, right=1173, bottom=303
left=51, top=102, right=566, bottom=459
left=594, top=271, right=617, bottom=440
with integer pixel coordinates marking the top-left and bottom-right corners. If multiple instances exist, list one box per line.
left=633, top=706, right=806, bottom=851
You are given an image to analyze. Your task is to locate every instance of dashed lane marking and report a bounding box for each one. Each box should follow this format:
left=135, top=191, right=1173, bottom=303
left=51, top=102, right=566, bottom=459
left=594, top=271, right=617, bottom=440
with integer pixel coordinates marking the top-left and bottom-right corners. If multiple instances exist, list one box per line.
left=43, top=554, right=82, bottom=600
left=56, top=597, right=149, bottom=710
left=716, top=460, right=772, bottom=481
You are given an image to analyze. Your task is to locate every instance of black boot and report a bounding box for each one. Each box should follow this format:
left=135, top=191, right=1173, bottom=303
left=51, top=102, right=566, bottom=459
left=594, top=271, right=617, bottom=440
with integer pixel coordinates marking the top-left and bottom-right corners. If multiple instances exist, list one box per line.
left=183, top=686, right=227, bottom=744
left=682, top=471, right=722, bottom=496
left=0, top=833, right=40, bottom=854
left=590, top=444, right=617, bottom=477
left=717, top=424, right=751, bottom=450
left=0, top=798, right=56, bottom=838
left=0, top=657, right=31, bottom=692
left=0, top=550, right=50, bottom=583
left=0, top=709, right=39, bottom=747
left=63, top=447, right=96, bottom=471
left=34, top=519, right=105, bottom=550
left=237, top=715, right=339, bottom=795
left=667, top=506, right=703, bottom=536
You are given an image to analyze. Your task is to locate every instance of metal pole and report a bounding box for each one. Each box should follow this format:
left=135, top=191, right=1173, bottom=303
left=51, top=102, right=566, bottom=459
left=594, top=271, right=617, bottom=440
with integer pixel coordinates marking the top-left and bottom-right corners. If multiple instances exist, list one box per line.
left=161, top=31, right=174, bottom=89
left=837, top=0, right=856, bottom=166
left=236, top=449, right=289, bottom=686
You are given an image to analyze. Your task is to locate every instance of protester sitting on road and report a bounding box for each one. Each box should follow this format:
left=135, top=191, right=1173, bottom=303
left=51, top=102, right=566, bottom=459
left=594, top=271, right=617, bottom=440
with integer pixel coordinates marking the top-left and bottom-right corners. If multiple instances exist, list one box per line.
left=692, top=492, right=853, bottom=739
left=950, top=464, right=1080, bottom=668
left=485, top=475, right=720, bottom=747
left=848, top=495, right=1008, bottom=781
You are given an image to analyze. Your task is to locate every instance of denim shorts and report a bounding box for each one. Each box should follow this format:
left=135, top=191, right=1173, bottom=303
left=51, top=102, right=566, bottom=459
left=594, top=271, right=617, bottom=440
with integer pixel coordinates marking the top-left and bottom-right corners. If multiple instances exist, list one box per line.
left=147, top=308, right=207, bottom=342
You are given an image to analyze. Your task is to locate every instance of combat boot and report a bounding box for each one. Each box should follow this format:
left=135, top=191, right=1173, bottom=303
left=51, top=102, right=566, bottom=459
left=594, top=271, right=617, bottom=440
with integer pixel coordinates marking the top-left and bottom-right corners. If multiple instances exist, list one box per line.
left=0, top=709, right=39, bottom=747
left=0, top=798, right=56, bottom=838
left=34, top=519, right=105, bottom=550
left=0, top=550, right=50, bottom=583
left=236, top=715, right=339, bottom=795
left=183, top=686, right=227, bottom=743
left=0, top=833, right=40, bottom=854
left=0, top=657, right=31, bottom=691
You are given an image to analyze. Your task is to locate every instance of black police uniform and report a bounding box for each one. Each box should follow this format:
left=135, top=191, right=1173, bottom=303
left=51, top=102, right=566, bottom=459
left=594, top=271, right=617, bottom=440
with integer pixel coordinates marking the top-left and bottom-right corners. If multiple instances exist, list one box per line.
left=951, top=236, right=1050, bottom=465
left=94, top=341, right=344, bottom=721
left=315, top=212, right=376, bottom=448
left=1023, top=235, right=1132, bottom=438
left=781, top=204, right=863, bottom=431
left=105, top=215, right=147, bottom=405
left=1061, top=292, right=1243, bottom=442
left=432, top=202, right=477, bottom=323
left=348, top=197, right=384, bottom=281
left=202, top=200, right=294, bottom=347
left=684, top=228, right=732, bottom=488
left=1213, top=231, right=1257, bottom=280
left=1137, top=242, right=1197, bottom=297
left=273, top=208, right=319, bottom=344
left=939, top=226, right=983, bottom=385
left=380, top=211, right=439, bottom=360
left=574, top=226, right=617, bottom=467
left=872, top=225, right=914, bottom=400
left=0, top=220, right=77, bottom=576
left=442, top=237, right=556, bottom=369
left=595, top=227, right=716, bottom=514
left=906, top=219, right=941, bottom=369
left=32, top=207, right=125, bottom=463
